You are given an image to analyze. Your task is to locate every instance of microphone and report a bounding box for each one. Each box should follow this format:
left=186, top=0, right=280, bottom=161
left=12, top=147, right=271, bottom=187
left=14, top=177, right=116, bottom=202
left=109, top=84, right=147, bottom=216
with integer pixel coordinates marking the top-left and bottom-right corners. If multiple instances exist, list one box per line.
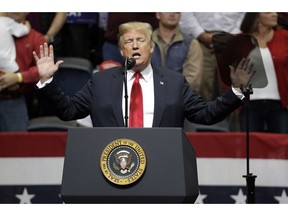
left=123, top=57, right=136, bottom=70
left=123, top=57, right=136, bottom=127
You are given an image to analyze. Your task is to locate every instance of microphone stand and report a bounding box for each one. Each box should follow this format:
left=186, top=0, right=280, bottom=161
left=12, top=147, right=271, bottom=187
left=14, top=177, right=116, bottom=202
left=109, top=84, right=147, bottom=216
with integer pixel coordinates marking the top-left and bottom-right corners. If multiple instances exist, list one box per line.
left=123, top=57, right=129, bottom=127
left=241, top=84, right=257, bottom=203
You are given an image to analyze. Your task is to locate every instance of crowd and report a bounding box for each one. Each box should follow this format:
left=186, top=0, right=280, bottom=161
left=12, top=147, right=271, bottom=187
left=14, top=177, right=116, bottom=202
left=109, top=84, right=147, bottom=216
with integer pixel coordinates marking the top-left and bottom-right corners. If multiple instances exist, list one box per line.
left=0, top=12, right=287, bottom=133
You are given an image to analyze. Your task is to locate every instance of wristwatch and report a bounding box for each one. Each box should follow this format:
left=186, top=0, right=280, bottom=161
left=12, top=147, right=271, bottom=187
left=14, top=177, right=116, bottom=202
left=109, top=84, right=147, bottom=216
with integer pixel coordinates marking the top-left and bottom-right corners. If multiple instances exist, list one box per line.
left=45, top=34, right=54, bottom=43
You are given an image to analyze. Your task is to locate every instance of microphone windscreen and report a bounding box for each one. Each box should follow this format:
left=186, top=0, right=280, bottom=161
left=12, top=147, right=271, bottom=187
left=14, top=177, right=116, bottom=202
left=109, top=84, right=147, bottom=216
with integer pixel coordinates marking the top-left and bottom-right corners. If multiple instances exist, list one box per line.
left=126, top=58, right=136, bottom=70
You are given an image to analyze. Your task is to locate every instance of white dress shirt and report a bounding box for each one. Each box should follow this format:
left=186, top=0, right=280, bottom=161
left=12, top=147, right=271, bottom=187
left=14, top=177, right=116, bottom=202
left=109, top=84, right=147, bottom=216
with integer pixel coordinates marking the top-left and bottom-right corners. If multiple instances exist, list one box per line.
left=123, top=64, right=154, bottom=127
left=179, top=12, right=245, bottom=39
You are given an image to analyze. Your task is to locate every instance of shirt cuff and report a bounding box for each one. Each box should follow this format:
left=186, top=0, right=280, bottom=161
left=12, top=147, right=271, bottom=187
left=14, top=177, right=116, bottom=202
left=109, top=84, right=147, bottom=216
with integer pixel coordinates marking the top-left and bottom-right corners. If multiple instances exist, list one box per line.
left=36, top=77, right=53, bottom=89
left=231, top=86, right=245, bottom=100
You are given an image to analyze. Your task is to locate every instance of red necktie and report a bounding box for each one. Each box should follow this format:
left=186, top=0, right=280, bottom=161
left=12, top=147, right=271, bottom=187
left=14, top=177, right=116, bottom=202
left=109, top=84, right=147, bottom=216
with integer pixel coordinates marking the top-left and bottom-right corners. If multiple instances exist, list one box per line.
left=129, top=72, right=143, bottom=127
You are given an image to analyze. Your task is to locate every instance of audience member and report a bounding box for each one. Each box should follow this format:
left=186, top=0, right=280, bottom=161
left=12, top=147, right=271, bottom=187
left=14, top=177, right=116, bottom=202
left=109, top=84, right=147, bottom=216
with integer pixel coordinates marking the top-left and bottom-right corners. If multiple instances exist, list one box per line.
left=179, top=12, right=245, bottom=101
left=0, top=12, right=45, bottom=131
left=151, top=12, right=202, bottom=92
left=102, top=13, right=158, bottom=64
left=179, top=12, right=245, bottom=132
left=61, top=12, right=103, bottom=67
left=27, top=12, right=67, bottom=59
left=33, top=21, right=254, bottom=129
left=238, top=12, right=288, bottom=133
left=0, top=12, right=30, bottom=73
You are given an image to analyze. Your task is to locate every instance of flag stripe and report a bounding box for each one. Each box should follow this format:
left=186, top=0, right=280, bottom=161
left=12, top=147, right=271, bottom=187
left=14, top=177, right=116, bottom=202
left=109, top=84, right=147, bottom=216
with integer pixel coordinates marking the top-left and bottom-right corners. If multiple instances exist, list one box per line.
left=1, top=157, right=288, bottom=187
left=197, top=158, right=288, bottom=187
left=0, top=132, right=66, bottom=157
left=187, top=132, right=288, bottom=159
left=1, top=132, right=288, bottom=159
left=0, top=158, right=64, bottom=185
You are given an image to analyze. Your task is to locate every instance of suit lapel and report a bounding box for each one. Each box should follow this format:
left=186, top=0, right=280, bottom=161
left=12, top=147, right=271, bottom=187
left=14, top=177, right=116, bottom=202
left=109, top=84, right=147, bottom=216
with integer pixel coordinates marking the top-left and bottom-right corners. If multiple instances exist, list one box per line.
left=152, top=68, right=166, bottom=127
left=111, top=68, right=125, bottom=127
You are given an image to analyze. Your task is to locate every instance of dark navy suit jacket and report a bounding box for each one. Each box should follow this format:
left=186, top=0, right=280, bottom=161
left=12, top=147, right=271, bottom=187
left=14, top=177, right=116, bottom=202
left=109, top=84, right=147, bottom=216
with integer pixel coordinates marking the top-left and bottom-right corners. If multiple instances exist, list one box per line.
left=38, top=66, right=243, bottom=128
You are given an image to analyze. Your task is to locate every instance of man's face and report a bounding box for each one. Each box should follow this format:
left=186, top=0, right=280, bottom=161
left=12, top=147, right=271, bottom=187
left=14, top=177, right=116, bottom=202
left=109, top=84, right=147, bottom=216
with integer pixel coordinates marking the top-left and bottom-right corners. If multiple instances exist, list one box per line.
left=157, top=12, right=181, bottom=29
left=120, top=29, right=154, bottom=72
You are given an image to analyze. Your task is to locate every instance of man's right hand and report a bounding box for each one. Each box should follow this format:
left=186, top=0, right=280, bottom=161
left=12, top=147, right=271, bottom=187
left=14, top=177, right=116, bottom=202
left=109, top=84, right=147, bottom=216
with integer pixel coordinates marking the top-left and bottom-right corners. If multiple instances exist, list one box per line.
left=198, top=32, right=214, bottom=48
left=33, top=43, right=63, bottom=84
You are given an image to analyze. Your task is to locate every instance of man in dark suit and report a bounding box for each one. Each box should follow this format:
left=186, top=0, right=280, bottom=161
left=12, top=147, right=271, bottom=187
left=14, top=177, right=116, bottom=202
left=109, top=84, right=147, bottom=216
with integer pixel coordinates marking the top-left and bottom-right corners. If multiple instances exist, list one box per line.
left=33, top=21, right=254, bottom=128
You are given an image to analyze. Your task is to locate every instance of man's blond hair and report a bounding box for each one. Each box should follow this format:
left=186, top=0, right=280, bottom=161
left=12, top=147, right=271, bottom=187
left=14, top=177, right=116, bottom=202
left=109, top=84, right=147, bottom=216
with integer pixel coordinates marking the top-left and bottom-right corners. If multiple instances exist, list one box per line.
left=118, top=21, right=153, bottom=48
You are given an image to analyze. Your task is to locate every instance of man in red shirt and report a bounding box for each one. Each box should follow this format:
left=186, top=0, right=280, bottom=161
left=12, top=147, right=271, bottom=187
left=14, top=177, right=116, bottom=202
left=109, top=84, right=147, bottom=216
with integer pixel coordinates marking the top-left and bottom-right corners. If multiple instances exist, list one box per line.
left=0, top=12, right=45, bottom=131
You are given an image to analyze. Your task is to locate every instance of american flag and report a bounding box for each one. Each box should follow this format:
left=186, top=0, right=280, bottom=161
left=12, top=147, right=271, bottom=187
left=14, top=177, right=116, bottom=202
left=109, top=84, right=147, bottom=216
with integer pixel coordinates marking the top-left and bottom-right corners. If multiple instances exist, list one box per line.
left=191, top=132, right=288, bottom=204
left=0, top=132, right=287, bottom=204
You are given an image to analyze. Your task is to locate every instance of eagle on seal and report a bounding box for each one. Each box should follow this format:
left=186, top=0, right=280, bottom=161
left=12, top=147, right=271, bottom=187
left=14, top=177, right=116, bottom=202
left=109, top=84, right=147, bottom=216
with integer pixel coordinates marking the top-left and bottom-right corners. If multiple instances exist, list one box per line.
left=114, top=150, right=134, bottom=174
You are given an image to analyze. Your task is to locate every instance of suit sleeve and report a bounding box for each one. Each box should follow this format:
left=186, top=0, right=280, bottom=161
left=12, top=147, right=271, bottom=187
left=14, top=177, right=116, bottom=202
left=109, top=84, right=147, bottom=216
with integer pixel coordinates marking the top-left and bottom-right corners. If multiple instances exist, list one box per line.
left=183, top=79, right=243, bottom=125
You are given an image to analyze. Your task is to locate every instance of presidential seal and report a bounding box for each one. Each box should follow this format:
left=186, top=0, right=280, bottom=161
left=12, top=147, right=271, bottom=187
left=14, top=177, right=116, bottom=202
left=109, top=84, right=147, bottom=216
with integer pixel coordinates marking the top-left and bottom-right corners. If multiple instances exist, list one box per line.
left=100, top=138, right=146, bottom=185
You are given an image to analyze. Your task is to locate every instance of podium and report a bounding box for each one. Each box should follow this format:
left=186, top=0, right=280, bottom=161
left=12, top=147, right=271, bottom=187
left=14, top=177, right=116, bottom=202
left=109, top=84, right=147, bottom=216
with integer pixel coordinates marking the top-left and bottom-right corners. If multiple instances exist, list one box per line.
left=60, top=127, right=199, bottom=203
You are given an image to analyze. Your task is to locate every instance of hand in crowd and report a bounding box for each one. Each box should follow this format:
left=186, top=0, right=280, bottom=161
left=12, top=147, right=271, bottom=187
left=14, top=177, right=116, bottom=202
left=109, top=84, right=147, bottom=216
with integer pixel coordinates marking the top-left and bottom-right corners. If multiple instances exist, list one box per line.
left=0, top=70, right=19, bottom=91
left=33, top=43, right=63, bottom=84
left=198, top=32, right=214, bottom=48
